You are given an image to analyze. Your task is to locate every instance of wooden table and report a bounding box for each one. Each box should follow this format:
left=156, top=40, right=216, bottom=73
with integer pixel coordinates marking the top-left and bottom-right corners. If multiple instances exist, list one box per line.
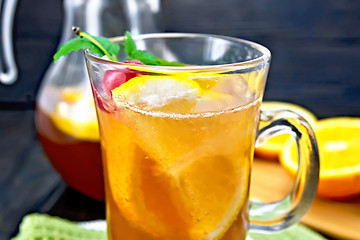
left=10, top=156, right=359, bottom=239
left=251, top=159, right=360, bottom=240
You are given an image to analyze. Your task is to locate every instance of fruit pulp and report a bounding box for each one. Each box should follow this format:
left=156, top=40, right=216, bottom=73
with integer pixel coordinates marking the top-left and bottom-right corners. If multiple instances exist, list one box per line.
left=35, top=86, right=104, bottom=200
left=96, top=74, right=261, bottom=239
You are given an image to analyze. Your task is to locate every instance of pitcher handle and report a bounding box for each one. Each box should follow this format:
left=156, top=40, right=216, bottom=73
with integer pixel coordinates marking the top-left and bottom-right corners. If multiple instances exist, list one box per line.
left=0, top=0, right=18, bottom=85
left=249, top=109, right=319, bottom=232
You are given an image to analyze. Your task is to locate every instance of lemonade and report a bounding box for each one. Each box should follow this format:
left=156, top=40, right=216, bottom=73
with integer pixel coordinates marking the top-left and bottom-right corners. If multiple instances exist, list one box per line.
left=35, top=85, right=104, bottom=200
left=80, top=32, right=319, bottom=240
left=93, top=72, right=261, bottom=239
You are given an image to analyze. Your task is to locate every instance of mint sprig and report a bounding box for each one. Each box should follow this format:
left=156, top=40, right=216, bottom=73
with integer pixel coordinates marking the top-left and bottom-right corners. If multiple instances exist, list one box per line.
left=53, top=27, right=119, bottom=62
left=53, top=27, right=185, bottom=67
left=124, top=31, right=184, bottom=66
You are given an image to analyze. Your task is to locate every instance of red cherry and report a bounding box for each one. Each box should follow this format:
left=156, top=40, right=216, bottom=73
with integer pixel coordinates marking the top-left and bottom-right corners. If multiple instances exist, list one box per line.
left=123, top=60, right=146, bottom=79
left=103, top=70, right=127, bottom=93
left=94, top=60, right=146, bottom=113
left=91, top=87, right=116, bottom=113
left=103, top=60, right=145, bottom=93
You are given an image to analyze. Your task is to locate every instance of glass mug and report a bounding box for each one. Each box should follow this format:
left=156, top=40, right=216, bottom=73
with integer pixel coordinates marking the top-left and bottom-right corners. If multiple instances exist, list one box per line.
left=84, top=33, right=319, bottom=240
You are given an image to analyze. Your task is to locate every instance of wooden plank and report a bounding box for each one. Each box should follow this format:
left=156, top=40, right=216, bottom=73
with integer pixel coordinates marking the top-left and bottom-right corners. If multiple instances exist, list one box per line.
left=250, top=159, right=360, bottom=240
left=0, top=110, right=64, bottom=239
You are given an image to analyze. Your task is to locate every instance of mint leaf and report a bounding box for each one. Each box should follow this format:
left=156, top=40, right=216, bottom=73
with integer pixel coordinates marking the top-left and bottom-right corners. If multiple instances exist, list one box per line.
left=126, top=50, right=159, bottom=65
left=92, top=36, right=120, bottom=57
left=53, top=37, right=102, bottom=62
left=124, top=31, right=185, bottom=66
left=157, top=58, right=185, bottom=66
left=124, top=31, right=137, bottom=57
left=53, top=29, right=120, bottom=62
left=53, top=27, right=184, bottom=66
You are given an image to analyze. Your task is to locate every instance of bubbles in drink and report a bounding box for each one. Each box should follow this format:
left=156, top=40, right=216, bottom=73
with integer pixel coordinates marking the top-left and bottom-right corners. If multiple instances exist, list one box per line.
left=109, top=73, right=256, bottom=114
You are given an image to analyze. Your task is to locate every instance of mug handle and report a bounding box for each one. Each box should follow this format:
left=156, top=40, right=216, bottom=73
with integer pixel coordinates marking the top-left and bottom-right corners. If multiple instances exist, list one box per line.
left=249, top=109, right=320, bottom=232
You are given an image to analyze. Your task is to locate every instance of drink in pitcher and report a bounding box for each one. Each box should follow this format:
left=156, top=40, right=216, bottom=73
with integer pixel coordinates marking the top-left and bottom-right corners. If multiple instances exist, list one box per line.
left=35, top=85, right=104, bottom=200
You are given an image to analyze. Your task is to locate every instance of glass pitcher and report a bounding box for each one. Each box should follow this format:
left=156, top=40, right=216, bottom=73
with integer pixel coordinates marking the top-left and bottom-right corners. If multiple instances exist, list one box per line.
left=35, top=0, right=161, bottom=200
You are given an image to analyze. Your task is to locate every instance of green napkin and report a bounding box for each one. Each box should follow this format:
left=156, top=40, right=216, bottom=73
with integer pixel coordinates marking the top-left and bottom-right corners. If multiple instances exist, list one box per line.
left=12, top=213, right=327, bottom=240
left=249, top=225, right=327, bottom=240
left=12, top=214, right=107, bottom=240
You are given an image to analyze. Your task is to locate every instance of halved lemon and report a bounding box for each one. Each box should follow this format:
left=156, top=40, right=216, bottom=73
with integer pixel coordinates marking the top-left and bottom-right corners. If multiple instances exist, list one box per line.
left=255, top=101, right=318, bottom=160
left=51, top=89, right=99, bottom=141
left=280, top=117, right=360, bottom=199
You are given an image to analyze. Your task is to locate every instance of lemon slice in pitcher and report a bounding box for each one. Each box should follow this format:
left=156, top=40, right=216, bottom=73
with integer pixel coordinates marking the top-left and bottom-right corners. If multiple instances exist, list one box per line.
left=51, top=89, right=99, bottom=141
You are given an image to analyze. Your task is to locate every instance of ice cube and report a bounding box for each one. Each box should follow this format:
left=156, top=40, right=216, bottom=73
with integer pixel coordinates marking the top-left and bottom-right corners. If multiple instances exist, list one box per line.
left=210, top=75, right=254, bottom=105
left=193, top=75, right=254, bottom=113
left=135, top=84, right=201, bottom=113
left=194, top=91, right=238, bottom=113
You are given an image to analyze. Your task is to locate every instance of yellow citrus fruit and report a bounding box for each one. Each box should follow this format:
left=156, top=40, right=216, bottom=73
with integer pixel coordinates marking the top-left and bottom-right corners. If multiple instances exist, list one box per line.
left=112, top=74, right=240, bottom=114
left=61, top=87, right=84, bottom=103
left=112, top=75, right=203, bottom=113
left=255, top=101, right=318, bottom=160
left=280, top=117, right=360, bottom=199
left=51, top=89, right=99, bottom=141
left=175, top=154, right=249, bottom=239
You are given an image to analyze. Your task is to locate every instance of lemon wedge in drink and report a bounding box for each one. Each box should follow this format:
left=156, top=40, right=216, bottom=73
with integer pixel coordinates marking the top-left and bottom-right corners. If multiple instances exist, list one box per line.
left=175, top=154, right=249, bottom=239
left=112, top=75, right=203, bottom=113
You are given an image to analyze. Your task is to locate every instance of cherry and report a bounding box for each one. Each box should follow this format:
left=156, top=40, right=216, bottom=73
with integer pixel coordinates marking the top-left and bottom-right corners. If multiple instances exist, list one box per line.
left=123, top=60, right=146, bottom=80
left=103, top=60, right=145, bottom=93
left=91, top=86, right=116, bottom=113
left=94, top=60, right=145, bottom=113
left=103, top=70, right=127, bottom=93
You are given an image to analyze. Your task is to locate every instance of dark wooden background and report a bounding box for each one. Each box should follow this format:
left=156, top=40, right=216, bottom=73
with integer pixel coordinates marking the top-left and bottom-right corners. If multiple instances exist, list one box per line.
left=0, top=0, right=359, bottom=239
left=2, top=0, right=359, bottom=117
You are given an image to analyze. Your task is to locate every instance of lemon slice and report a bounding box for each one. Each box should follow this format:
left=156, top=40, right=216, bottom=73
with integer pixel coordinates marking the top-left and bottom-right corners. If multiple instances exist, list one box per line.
left=112, top=75, right=202, bottom=113
left=51, top=90, right=99, bottom=141
left=112, top=74, right=250, bottom=115
left=61, top=87, right=85, bottom=103
left=175, top=154, right=249, bottom=239
left=189, top=75, right=221, bottom=89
